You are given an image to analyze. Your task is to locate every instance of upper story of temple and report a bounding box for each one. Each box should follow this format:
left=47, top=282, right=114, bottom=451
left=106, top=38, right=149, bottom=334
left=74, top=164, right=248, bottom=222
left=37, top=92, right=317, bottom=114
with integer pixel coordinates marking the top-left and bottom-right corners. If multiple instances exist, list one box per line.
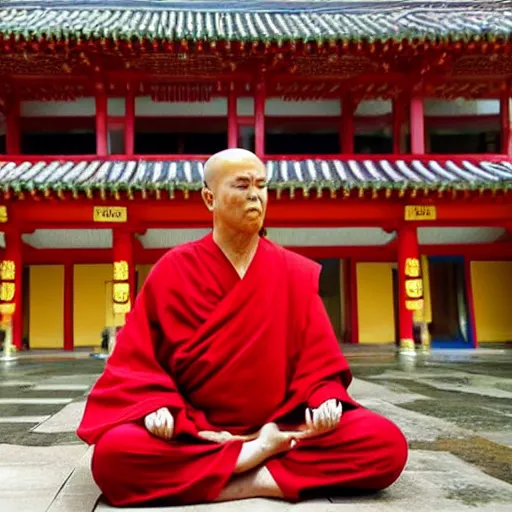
left=0, top=1, right=511, bottom=204
left=0, top=0, right=511, bottom=159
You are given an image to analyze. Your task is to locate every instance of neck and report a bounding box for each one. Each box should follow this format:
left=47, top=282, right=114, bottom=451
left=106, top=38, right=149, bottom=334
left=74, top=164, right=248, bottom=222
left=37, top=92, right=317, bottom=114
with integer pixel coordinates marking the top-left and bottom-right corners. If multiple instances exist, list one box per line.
left=212, top=225, right=261, bottom=276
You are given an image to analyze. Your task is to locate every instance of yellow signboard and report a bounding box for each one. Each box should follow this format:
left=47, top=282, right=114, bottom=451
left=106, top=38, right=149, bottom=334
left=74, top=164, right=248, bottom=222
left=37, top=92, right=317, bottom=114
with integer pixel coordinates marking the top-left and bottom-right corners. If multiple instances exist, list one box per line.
left=406, top=299, right=424, bottom=312
left=0, top=206, right=7, bottom=223
left=93, top=206, right=127, bottom=223
left=405, top=205, right=437, bottom=221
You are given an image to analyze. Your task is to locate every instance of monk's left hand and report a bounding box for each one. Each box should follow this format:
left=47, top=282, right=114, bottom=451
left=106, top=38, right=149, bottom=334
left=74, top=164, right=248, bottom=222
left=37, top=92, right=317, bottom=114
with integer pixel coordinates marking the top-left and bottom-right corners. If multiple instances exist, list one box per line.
left=304, top=399, right=343, bottom=438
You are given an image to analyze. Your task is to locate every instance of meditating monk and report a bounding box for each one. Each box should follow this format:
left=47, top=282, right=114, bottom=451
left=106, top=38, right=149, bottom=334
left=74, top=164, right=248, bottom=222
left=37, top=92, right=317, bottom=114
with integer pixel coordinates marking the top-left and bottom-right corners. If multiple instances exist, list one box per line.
left=77, top=148, right=408, bottom=507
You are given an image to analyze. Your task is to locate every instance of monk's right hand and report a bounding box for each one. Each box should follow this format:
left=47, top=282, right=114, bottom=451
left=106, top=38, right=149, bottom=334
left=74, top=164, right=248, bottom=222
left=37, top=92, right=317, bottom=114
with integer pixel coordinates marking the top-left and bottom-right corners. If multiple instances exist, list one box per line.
left=144, top=407, right=174, bottom=440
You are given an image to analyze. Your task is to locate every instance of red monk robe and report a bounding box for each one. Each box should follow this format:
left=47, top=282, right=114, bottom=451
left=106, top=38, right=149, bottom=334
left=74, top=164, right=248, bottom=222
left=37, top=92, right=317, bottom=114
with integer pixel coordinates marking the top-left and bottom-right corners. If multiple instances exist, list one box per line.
left=77, top=233, right=407, bottom=506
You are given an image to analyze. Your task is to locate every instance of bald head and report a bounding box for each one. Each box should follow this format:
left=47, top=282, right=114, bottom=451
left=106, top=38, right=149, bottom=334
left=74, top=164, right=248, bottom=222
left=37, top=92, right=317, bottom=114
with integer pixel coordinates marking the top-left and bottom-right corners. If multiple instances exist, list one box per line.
left=203, top=148, right=266, bottom=191
left=201, top=148, right=268, bottom=234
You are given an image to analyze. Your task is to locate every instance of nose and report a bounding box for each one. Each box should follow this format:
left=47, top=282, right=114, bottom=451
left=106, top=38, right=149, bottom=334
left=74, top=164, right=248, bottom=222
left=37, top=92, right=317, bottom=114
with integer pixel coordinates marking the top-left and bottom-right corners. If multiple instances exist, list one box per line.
left=247, top=188, right=258, bottom=201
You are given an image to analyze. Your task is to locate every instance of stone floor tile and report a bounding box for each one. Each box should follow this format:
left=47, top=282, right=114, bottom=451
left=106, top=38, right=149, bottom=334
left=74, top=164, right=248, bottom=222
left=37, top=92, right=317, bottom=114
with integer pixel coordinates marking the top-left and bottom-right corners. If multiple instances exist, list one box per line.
left=479, top=431, right=512, bottom=448
left=359, top=399, right=468, bottom=441
left=33, top=384, right=90, bottom=391
left=0, top=491, right=59, bottom=512
left=48, top=492, right=101, bottom=512
left=0, top=398, right=73, bottom=405
left=32, top=401, right=86, bottom=433
left=0, top=443, right=88, bottom=465
left=349, top=377, right=428, bottom=405
left=0, top=415, right=50, bottom=423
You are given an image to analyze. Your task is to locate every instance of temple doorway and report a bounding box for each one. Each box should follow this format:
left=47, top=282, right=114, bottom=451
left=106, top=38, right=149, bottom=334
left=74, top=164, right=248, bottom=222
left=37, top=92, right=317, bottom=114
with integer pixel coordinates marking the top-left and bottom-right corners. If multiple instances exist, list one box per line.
left=318, top=259, right=345, bottom=342
left=428, top=256, right=473, bottom=348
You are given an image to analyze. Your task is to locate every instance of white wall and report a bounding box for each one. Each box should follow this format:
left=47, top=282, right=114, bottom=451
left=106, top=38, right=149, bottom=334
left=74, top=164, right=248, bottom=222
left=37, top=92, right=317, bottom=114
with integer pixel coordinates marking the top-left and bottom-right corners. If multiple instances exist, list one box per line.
left=135, top=97, right=227, bottom=116
left=17, top=97, right=503, bottom=118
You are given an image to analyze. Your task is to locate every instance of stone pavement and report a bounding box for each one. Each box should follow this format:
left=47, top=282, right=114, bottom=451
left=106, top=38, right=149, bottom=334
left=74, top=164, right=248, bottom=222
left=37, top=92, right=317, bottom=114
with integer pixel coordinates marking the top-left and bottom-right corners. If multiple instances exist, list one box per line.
left=0, top=348, right=511, bottom=511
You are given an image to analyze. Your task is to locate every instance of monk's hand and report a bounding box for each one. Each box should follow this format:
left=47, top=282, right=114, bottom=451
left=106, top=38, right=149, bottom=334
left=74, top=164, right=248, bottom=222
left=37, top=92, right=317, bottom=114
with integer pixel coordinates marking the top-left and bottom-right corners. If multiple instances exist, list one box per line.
left=303, top=399, right=343, bottom=438
left=198, top=430, right=259, bottom=443
left=144, top=407, right=174, bottom=440
left=197, top=430, right=235, bottom=443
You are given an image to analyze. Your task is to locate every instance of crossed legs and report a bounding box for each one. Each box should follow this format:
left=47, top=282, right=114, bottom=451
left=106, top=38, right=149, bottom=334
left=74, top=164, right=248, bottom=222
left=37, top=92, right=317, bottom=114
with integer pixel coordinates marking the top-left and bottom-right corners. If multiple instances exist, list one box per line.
left=92, top=408, right=407, bottom=506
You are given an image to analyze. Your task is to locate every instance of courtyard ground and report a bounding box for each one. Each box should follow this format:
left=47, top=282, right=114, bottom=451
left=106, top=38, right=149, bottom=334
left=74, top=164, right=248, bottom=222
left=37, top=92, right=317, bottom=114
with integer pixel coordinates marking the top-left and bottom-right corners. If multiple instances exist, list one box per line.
left=0, top=345, right=511, bottom=512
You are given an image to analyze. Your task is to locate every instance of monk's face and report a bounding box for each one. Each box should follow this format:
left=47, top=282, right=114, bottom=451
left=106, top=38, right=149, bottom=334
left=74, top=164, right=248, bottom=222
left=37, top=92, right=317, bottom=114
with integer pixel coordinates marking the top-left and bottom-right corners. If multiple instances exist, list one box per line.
left=203, top=153, right=268, bottom=234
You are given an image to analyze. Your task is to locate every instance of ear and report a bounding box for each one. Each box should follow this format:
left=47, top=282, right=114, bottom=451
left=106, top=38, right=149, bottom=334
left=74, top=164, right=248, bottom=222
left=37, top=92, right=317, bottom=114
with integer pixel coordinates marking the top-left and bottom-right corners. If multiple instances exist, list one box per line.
left=201, top=187, right=214, bottom=212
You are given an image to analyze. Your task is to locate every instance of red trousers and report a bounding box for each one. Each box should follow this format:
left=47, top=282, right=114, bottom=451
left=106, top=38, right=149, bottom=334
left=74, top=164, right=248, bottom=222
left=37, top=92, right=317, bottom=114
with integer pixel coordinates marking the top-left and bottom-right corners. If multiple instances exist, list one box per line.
left=92, top=408, right=408, bottom=507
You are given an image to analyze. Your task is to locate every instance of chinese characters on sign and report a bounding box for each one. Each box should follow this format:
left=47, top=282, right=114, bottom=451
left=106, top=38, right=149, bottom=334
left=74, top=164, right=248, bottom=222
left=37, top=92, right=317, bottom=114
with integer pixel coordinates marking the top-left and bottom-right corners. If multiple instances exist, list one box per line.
left=0, top=259, right=16, bottom=317
left=404, top=205, right=437, bottom=221
left=0, top=260, right=15, bottom=280
left=0, top=206, right=8, bottom=223
left=93, top=206, right=127, bottom=223
left=404, top=258, right=420, bottom=277
left=404, top=257, right=424, bottom=311
left=113, top=260, right=131, bottom=317
left=113, top=261, right=129, bottom=281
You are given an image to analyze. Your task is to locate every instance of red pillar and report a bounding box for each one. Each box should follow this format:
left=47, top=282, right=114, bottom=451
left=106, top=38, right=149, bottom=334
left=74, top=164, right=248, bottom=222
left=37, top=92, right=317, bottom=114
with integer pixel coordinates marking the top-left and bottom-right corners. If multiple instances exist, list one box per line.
left=341, top=95, right=355, bottom=154
left=500, top=89, right=511, bottom=155
left=254, top=71, right=266, bottom=157
left=63, top=263, right=74, bottom=351
left=1, top=230, right=23, bottom=349
left=95, top=83, right=108, bottom=157
left=410, top=95, right=425, bottom=154
left=397, top=225, right=421, bottom=354
left=125, top=84, right=135, bottom=157
left=392, top=96, right=406, bottom=155
left=112, top=230, right=135, bottom=321
left=228, top=84, right=238, bottom=148
left=5, top=93, right=20, bottom=155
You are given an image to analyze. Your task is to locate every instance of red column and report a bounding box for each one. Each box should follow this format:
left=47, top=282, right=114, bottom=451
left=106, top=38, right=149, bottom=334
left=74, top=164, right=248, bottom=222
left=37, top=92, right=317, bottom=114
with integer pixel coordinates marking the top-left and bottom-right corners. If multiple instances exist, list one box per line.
left=500, top=89, right=511, bottom=155
left=254, top=71, right=266, bottom=157
left=6, top=93, right=20, bottom=155
left=392, top=96, right=406, bottom=155
left=228, top=85, right=238, bottom=149
left=397, top=225, right=421, bottom=354
left=410, top=95, right=425, bottom=154
left=125, top=84, right=135, bottom=156
left=341, top=95, right=355, bottom=154
left=0, top=230, right=23, bottom=349
left=112, top=230, right=135, bottom=322
left=63, top=263, right=74, bottom=351
left=95, top=83, right=108, bottom=157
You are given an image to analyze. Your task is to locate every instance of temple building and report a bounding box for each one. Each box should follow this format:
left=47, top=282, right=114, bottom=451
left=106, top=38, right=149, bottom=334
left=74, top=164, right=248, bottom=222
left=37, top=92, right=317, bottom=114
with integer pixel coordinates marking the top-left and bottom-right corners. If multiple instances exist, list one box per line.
left=1, top=0, right=512, bottom=353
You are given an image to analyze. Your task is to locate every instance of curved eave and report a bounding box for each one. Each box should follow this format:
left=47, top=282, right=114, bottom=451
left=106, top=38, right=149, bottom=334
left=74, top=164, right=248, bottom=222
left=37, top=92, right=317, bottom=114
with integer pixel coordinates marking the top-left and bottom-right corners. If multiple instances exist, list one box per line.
left=1, top=157, right=512, bottom=201
left=1, top=182, right=512, bottom=202
left=0, top=6, right=512, bottom=47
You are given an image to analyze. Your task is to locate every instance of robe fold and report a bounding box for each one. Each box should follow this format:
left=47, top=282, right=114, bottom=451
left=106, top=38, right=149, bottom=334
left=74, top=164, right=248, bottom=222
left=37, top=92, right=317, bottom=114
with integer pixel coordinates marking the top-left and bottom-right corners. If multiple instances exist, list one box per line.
left=77, top=233, right=406, bottom=506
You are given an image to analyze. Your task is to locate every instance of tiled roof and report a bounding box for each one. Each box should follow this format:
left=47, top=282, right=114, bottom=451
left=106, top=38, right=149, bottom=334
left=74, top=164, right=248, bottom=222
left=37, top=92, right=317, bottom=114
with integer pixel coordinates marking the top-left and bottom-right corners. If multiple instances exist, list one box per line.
left=1, top=157, right=512, bottom=196
left=0, top=1, right=511, bottom=42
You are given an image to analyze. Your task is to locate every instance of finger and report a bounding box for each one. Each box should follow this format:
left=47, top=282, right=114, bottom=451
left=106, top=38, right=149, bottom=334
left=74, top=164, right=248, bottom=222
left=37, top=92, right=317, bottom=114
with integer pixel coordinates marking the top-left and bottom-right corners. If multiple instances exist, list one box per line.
left=313, top=408, right=321, bottom=429
left=164, top=416, right=174, bottom=438
left=144, top=415, right=155, bottom=431
left=336, top=403, right=343, bottom=424
left=329, top=400, right=336, bottom=418
left=317, top=407, right=327, bottom=430
left=306, top=408, right=313, bottom=430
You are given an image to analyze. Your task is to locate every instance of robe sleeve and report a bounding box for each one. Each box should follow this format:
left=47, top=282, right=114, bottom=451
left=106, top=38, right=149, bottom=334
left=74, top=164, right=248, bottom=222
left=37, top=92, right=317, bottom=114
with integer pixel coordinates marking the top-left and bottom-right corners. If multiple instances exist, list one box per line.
left=285, top=259, right=358, bottom=415
left=76, top=254, right=198, bottom=445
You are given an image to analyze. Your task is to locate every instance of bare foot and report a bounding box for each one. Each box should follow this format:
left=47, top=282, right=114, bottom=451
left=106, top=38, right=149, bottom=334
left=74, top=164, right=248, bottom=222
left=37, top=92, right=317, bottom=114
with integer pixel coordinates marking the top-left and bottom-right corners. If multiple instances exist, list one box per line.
left=257, top=422, right=299, bottom=457
left=215, top=466, right=284, bottom=502
left=233, top=422, right=301, bottom=475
